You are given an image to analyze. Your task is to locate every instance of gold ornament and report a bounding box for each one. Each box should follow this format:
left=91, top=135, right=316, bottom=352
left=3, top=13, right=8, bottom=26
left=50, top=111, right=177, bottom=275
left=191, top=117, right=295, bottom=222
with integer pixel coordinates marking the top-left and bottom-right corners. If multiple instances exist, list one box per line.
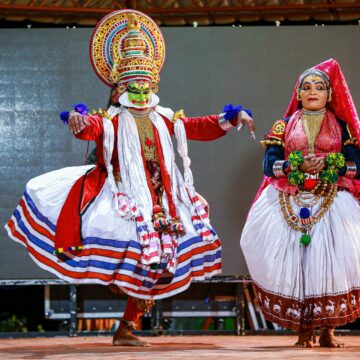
left=117, top=84, right=127, bottom=94
left=272, top=120, right=286, bottom=135
left=134, top=115, right=158, bottom=161
left=172, top=109, right=186, bottom=123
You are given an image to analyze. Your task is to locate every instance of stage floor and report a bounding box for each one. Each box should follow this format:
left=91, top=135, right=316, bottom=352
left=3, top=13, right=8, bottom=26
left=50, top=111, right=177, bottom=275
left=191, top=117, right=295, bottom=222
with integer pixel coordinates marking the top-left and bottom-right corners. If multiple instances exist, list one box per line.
left=1, top=335, right=360, bottom=359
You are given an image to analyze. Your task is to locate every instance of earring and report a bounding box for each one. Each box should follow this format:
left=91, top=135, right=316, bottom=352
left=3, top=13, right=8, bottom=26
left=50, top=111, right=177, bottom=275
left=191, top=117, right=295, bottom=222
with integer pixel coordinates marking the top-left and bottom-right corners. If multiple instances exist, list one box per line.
left=150, top=83, right=158, bottom=94
left=296, top=90, right=302, bottom=101
left=117, top=84, right=127, bottom=94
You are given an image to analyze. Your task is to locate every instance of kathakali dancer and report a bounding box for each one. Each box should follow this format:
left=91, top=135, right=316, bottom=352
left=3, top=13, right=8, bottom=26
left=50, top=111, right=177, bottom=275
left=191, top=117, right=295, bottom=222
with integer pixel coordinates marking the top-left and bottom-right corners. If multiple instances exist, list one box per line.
left=5, top=9, right=254, bottom=346
left=241, top=59, right=360, bottom=348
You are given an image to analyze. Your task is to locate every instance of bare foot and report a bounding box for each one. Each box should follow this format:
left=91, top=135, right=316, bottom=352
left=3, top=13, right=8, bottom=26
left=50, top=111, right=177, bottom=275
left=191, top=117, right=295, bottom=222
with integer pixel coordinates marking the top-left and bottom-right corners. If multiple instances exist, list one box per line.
left=113, top=322, right=149, bottom=347
left=294, top=331, right=314, bottom=348
left=319, top=328, right=345, bottom=348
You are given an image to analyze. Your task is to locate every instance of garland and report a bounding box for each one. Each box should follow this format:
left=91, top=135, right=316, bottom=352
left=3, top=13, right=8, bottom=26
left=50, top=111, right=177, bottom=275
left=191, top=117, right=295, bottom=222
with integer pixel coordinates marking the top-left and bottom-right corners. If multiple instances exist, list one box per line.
left=287, top=151, right=345, bottom=186
left=281, top=150, right=344, bottom=247
left=320, top=152, right=345, bottom=183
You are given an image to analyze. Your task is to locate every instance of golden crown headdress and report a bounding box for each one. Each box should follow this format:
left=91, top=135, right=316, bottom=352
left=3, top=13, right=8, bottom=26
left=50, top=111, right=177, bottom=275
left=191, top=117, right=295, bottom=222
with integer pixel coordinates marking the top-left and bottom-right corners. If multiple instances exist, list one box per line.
left=90, top=10, right=165, bottom=87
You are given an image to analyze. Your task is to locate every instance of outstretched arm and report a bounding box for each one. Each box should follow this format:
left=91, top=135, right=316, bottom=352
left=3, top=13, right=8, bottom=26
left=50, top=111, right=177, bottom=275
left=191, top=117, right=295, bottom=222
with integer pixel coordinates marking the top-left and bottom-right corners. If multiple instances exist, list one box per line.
left=182, top=114, right=226, bottom=141
left=69, top=112, right=104, bottom=140
left=183, top=108, right=255, bottom=141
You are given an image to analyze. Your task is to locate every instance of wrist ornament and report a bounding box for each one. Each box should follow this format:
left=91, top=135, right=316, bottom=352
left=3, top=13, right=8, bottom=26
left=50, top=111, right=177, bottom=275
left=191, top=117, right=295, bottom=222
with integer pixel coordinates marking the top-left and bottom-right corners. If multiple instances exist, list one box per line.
left=60, top=103, right=89, bottom=124
left=287, top=151, right=305, bottom=185
left=273, top=160, right=288, bottom=178
left=344, top=161, right=357, bottom=179
left=319, top=152, right=345, bottom=184
left=219, top=103, right=252, bottom=131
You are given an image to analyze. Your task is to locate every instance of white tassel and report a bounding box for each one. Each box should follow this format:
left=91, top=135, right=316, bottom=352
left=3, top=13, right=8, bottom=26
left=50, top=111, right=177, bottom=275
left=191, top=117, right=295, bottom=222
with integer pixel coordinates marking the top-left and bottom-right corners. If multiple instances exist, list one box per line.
left=102, top=117, right=121, bottom=214
left=174, top=119, right=196, bottom=196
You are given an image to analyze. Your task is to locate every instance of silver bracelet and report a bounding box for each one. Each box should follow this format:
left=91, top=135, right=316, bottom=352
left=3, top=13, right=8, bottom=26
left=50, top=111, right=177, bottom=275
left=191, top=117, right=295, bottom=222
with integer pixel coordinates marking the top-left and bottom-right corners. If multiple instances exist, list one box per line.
left=345, top=161, right=357, bottom=179
left=218, top=113, right=234, bottom=131
left=273, top=160, right=287, bottom=178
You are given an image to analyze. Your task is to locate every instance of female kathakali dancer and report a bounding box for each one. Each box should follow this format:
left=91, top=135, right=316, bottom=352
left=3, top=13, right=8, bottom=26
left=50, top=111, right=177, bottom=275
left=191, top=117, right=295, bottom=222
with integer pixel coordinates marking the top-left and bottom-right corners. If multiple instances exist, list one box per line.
left=5, top=9, right=254, bottom=346
left=241, top=59, right=360, bottom=348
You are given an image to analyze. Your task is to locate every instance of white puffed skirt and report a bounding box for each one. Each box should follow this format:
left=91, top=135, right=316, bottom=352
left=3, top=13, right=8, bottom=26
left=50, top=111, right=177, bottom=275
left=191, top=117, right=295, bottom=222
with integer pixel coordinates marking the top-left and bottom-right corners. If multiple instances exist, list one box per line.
left=240, top=185, right=360, bottom=331
left=5, top=166, right=221, bottom=300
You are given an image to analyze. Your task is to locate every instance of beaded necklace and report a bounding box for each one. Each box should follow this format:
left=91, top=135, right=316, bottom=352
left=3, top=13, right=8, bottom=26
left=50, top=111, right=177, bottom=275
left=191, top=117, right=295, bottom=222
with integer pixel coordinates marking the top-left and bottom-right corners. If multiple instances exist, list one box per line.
left=279, top=183, right=337, bottom=245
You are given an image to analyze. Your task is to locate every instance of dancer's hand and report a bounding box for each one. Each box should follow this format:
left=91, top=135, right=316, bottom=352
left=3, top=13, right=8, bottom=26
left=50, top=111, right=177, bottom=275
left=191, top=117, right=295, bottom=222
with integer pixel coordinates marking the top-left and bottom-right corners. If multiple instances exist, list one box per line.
left=237, top=110, right=256, bottom=140
left=300, top=155, right=325, bottom=174
left=69, top=111, right=89, bottom=134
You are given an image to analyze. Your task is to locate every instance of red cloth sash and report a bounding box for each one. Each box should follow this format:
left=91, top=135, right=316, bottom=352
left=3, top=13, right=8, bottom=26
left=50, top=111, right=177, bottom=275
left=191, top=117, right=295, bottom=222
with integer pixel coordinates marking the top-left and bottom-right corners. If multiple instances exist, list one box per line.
left=54, top=166, right=107, bottom=253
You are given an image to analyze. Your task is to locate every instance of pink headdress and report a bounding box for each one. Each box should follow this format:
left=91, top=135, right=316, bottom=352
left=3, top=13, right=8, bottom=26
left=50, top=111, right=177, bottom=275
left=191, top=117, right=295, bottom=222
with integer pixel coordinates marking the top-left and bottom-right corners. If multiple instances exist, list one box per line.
left=284, top=59, right=360, bottom=147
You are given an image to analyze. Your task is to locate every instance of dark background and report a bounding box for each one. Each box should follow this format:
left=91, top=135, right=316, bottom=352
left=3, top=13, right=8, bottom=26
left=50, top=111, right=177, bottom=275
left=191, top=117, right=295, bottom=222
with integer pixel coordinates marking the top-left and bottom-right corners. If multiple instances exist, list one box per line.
left=0, top=26, right=359, bottom=279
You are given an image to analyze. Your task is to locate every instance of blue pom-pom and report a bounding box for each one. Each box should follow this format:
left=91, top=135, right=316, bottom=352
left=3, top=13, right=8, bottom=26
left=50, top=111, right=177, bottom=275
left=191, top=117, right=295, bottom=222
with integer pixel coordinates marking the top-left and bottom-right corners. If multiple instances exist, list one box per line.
left=73, top=103, right=89, bottom=115
left=60, top=111, right=70, bottom=124
left=299, top=207, right=310, bottom=219
left=244, top=108, right=253, bottom=118
left=223, top=103, right=243, bottom=120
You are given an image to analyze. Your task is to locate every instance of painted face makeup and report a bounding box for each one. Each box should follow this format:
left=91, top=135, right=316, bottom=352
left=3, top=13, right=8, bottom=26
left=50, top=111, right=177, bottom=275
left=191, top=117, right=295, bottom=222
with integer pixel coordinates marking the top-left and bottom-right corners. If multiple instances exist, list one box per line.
left=299, top=76, right=328, bottom=111
left=127, top=82, right=151, bottom=108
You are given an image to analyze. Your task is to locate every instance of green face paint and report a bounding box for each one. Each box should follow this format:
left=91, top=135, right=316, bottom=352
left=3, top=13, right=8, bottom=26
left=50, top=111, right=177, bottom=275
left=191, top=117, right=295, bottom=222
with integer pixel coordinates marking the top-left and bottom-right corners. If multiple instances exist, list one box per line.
left=127, top=82, right=151, bottom=107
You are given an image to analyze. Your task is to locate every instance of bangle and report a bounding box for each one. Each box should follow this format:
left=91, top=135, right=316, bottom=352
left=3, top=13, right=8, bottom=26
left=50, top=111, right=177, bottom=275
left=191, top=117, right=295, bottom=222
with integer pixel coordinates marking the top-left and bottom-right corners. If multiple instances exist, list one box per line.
left=273, top=160, right=287, bottom=178
left=218, top=113, right=234, bottom=131
left=345, top=161, right=357, bottom=178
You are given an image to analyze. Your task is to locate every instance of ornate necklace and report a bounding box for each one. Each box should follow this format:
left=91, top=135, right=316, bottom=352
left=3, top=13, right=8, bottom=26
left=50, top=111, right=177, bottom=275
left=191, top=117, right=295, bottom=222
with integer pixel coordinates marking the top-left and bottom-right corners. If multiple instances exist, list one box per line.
left=279, top=183, right=337, bottom=246
left=301, top=108, right=325, bottom=155
left=134, top=115, right=157, bottom=161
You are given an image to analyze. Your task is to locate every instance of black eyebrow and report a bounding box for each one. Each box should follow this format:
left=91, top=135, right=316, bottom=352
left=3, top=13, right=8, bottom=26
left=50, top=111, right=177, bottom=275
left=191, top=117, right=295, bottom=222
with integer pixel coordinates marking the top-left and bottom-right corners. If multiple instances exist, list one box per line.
left=302, top=80, right=326, bottom=86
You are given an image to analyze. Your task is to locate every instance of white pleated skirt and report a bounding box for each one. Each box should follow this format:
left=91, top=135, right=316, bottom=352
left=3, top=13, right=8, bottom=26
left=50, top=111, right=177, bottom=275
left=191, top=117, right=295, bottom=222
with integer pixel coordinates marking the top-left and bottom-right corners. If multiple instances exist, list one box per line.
left=240, top=185, right=360, bottom=330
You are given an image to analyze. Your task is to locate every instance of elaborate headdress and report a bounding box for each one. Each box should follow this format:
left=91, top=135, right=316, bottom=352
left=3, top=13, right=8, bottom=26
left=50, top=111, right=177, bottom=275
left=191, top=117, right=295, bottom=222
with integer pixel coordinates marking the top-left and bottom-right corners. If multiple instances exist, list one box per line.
left=285, top=59, right=360, bottom=146
left=89, top=9, right=165, bottom=89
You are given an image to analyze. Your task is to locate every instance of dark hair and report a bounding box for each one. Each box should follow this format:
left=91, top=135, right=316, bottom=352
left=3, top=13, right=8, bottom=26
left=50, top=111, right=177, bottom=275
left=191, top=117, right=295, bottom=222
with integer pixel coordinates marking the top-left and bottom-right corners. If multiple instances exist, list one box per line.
left=107, top=86, right=121, bottom=109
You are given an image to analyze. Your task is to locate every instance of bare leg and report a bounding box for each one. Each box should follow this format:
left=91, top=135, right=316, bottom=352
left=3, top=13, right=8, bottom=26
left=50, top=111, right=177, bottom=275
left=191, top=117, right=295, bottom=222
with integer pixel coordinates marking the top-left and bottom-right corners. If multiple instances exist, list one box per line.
left=113, top=296, right=154, bottom=347
left=319, top=327, right=345, bottom=348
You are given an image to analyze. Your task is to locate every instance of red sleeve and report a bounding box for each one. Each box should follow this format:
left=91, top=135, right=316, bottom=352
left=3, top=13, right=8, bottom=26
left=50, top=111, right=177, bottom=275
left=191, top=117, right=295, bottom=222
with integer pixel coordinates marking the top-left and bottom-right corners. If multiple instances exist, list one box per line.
left=182, top=115, right=227, bottom=141
left=75, top=114, right=103, bottom=141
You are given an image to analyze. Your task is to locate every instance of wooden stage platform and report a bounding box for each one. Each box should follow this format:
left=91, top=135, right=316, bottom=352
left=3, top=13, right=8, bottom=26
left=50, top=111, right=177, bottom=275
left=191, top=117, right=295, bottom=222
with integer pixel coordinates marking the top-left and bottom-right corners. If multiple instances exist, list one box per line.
left=1, top=335, right=360, bottom=359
